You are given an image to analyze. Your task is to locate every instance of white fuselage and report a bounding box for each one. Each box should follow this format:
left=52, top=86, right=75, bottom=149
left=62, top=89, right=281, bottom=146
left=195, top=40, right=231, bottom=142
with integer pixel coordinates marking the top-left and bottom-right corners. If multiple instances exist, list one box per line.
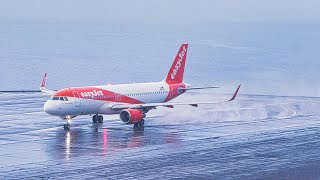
left=43, top=81, right=186, bottom=118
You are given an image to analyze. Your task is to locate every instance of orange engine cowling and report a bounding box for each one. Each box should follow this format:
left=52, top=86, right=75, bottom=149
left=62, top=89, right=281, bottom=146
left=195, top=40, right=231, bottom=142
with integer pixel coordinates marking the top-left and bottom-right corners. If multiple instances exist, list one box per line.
left=120, top=109, right=146, bottom=124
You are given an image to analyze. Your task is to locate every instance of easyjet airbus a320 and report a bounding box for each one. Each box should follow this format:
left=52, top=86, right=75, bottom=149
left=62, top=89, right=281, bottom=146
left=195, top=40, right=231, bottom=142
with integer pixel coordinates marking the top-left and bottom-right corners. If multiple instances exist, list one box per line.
left=40, top=44, right=241, bottom=130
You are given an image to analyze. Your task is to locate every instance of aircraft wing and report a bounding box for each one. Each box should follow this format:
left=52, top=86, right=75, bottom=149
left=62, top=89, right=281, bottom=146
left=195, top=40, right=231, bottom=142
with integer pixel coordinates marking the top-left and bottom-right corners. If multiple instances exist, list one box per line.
left=0, top=73, right=56, bottom=94
left=39, top=73, right=56, bottom=95
left=0, top=90, right=41, bottom=93
left=112, top=85, right=241, bottom=110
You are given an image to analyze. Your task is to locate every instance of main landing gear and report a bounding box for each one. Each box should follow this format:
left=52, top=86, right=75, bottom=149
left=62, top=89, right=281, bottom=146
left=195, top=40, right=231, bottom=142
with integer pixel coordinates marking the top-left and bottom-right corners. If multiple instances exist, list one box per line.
left=134, top=119, right=145, bottom=128
left=92, top=114, right=104, bottom=123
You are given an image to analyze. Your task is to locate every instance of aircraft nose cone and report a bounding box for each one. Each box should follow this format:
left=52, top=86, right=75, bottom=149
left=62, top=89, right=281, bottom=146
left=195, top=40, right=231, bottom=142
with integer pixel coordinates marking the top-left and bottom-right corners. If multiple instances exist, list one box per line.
left=44, top=100, right=54, bottom=115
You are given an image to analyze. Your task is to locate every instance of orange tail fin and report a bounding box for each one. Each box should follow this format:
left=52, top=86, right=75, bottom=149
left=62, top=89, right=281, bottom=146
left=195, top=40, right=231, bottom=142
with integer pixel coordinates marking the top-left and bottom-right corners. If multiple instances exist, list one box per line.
left=165, top=44, right=188, bottom=84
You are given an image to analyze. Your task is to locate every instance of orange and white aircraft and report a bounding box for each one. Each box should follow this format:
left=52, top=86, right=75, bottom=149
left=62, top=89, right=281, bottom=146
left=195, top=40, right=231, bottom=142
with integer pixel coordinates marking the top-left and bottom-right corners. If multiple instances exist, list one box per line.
left=40, top=44, right=241, bottom=130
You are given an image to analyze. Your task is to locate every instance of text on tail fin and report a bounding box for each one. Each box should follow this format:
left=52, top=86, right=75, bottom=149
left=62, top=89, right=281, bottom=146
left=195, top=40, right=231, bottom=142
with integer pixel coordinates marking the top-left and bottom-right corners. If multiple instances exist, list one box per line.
left=165, top=44, right=188, bottom=84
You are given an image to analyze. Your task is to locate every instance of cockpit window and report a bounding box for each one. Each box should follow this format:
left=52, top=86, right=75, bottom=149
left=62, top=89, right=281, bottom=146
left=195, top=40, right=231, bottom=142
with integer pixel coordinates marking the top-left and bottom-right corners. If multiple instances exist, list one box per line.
left=51, top=96, right=69, bottom=101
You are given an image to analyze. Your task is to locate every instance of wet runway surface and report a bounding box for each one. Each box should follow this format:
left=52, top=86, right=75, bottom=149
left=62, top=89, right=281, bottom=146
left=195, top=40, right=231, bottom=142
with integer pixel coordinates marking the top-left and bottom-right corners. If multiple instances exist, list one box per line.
left=1, top=93, right=320, bottom=179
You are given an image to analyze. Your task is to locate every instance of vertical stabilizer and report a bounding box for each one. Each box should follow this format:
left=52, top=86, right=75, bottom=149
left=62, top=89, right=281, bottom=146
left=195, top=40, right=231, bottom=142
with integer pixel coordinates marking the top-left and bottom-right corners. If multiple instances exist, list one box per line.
left=165, top=44, right=188, bottom=84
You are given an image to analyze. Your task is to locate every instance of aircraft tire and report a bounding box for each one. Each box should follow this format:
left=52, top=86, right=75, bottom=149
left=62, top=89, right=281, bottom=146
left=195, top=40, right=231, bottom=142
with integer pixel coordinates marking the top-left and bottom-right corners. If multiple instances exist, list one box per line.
left=139, top=119, right=145, bottom=126
left=64, top=124, right=70, bottom=131
left=92, top=115, right=97, bottom=123
left=98, top=115, right=103, bottom=123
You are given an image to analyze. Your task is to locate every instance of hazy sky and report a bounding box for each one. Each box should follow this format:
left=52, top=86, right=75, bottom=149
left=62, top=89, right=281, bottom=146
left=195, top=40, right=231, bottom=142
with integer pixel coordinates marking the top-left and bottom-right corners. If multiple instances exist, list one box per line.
left=1, top=0, right=320, bottom=24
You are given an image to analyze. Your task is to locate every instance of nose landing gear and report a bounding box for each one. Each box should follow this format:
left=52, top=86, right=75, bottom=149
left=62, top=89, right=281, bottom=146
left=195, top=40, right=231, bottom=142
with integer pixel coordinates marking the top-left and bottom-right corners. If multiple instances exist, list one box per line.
left=63, top=123, right=70, bottom=131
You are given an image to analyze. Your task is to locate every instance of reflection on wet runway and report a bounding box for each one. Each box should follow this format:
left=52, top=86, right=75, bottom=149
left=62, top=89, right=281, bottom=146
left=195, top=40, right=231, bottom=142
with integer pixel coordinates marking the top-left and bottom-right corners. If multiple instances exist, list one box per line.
left=52, top=124, right=180, bottom=160
left=1, top=93, right=320, bottom=179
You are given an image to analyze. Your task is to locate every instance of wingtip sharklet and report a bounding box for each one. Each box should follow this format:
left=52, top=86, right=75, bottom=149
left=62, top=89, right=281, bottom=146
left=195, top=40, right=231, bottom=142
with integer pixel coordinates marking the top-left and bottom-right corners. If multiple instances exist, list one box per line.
left=229, top=84, right=241, bottom=101
left=41, top=73, right=47, bottom=87
left=39, top=73, right=56, bottom=95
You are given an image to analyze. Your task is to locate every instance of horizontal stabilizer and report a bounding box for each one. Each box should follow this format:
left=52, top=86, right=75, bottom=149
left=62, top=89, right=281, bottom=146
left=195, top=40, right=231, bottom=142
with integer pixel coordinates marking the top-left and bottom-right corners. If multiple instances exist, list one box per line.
left=179, top=86, right=219, bottom=91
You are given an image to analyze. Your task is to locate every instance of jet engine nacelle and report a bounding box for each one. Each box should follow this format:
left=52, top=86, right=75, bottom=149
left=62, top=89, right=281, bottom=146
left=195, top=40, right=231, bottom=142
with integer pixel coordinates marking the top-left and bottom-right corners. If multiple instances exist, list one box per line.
left=120, top=109, right=146, bottom=124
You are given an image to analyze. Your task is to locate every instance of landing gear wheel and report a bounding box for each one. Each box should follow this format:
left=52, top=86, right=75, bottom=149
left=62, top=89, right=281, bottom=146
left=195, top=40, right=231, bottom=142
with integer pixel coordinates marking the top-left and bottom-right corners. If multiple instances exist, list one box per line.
left=64, top=123, right=70, bottom=131
left=139, top=119, right=145, bottom=126
left=98, top=115, right=104, bottom=123
left=133, top=119, right=145, bottom=129
left=92, top=115, right=97, bottom=123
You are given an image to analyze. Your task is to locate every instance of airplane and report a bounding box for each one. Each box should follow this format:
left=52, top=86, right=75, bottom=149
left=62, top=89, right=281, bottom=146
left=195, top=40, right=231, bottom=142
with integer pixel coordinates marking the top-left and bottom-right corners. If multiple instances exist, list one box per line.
left=40, top=44, right=241, bottom=130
